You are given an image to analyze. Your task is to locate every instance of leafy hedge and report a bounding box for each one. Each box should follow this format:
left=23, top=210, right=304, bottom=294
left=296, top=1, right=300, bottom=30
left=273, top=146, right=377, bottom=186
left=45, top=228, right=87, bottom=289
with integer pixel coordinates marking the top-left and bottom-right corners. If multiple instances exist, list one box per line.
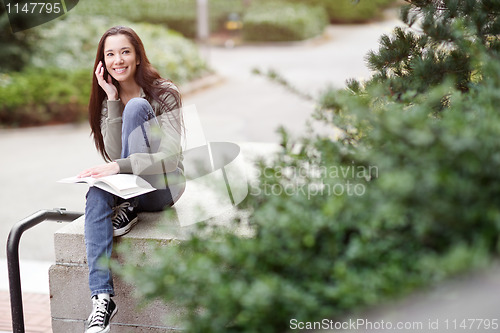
left=0, top=5, right=36, bottom=72
left=0, top=68, right=90, bottom=127
left=242, top=2, right=328, bottom=42
left=285, top=0, right=398, bottom=23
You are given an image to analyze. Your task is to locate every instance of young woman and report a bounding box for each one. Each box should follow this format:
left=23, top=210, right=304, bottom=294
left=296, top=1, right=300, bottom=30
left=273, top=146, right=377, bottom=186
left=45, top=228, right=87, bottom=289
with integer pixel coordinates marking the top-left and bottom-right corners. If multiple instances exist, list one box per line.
left=78, top=26, right=185, bottom=333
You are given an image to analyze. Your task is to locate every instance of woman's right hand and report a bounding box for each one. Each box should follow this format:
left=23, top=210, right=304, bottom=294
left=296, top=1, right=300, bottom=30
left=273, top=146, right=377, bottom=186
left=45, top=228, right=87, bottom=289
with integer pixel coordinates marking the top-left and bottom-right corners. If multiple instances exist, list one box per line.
left=95, top=61, right=118, bottom=100
left=77, top=162, right=120, bottom=178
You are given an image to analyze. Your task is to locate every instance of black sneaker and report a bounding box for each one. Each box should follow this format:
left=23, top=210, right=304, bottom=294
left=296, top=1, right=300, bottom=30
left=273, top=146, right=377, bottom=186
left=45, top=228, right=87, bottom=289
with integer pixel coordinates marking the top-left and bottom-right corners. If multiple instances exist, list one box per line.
left=86, top=295, right=117, bottom=333
left=112, top=201, right=138, bottom=237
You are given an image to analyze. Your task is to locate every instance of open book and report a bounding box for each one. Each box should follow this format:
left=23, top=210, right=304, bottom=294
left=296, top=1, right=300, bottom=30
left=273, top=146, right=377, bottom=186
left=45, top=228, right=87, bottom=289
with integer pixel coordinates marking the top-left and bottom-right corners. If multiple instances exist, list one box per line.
left=58, top=174, right=156, bottom=199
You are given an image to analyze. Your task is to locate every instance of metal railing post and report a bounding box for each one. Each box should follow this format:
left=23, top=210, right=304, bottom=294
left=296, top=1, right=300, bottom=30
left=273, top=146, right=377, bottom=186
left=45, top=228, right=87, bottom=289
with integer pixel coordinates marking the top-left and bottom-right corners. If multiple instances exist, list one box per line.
left=6, top=208, right=83, bottom=333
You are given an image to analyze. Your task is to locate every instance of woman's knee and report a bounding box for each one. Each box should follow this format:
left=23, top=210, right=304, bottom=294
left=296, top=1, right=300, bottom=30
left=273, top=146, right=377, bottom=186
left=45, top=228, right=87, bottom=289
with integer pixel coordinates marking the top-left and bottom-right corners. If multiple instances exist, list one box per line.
left=122, top=98, right=153, bottom=122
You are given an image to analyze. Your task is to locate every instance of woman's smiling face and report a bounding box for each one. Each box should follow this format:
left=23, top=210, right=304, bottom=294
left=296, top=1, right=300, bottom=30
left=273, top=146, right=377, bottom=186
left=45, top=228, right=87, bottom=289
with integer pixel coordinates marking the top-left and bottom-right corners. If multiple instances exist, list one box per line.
left=103, top=34, right=140, bottom=84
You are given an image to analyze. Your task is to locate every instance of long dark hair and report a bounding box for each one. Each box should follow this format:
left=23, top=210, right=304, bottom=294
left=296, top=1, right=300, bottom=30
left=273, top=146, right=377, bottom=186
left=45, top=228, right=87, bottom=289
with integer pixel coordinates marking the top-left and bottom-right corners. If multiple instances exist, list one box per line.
left=88, top=26, right=182, bottom=161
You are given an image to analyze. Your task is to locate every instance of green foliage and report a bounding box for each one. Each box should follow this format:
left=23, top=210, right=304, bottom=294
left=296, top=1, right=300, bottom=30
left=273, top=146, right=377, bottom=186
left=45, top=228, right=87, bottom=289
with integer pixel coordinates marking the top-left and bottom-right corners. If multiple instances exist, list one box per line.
left=118, top=47, right=500, bottom=332
left=242, top=1, right=328, bottom=42
left=365, top=0, right=500, bottom=99
left=285, top=0, right=398, bottom=23
left=0, top=4, right=37, bottom=72
left=242, top=0, right=396, bottom=42
left=0, top=68, right=90, bottom=127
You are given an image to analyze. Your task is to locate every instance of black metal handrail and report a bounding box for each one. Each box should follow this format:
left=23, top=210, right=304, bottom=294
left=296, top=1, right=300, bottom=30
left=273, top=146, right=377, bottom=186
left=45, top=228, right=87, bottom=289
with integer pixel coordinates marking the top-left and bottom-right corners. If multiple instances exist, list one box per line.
left=6, top=208, right=83, bottom=333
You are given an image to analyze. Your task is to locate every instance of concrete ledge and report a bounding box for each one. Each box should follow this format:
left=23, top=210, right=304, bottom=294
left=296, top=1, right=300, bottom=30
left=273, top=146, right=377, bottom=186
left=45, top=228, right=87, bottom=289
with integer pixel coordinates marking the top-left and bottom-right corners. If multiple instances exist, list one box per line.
left=54, top=211, right=195, bottom=265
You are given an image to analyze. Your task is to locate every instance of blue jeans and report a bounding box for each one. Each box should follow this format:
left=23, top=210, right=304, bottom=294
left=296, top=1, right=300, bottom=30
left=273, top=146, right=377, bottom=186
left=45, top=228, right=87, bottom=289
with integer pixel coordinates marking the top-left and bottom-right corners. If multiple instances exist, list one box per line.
left=85, top=98, right=184, bottom=297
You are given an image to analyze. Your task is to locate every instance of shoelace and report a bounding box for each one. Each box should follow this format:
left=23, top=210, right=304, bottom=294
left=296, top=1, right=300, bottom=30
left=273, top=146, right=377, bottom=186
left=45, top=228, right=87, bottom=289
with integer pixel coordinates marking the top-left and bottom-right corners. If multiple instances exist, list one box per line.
left=88, top=298, right=109, bottom=327
left=112, top=202, right=131, bottom=228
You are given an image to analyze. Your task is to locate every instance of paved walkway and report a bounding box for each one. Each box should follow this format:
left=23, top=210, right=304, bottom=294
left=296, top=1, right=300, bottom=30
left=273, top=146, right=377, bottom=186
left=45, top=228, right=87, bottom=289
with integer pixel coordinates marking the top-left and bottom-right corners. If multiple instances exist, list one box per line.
left=0, top=291, right=51, bottom=333
left=0, top=11, right=404, bottom=332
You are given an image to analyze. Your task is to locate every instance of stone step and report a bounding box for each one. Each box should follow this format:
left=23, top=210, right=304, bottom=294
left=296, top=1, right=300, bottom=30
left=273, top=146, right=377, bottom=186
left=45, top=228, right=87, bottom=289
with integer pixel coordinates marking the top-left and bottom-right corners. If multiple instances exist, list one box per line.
left=53, top=212, right=195, bottom=265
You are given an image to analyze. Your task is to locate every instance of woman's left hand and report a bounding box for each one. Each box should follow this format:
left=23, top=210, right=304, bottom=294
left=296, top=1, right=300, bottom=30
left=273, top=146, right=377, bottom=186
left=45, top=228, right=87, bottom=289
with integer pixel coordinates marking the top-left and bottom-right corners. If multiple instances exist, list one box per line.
left=78, top=162, right=120, bottom=178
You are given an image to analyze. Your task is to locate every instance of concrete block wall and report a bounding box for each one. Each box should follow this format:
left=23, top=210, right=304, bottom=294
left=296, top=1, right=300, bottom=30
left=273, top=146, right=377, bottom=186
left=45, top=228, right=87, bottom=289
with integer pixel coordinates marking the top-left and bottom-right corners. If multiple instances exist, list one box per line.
left=49, top=213, right=192, bottom=332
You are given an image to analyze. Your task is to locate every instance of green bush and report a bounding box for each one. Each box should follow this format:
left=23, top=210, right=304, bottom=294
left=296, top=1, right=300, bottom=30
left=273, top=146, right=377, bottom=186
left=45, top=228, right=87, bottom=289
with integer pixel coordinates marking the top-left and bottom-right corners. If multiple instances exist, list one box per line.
left=242, top=2, right=328, bottom=42
left=117, top=50, right=500, bottom=333
left=285, top=0, right=398, bottom=23
left=0, top=5, right=37, bottom=72
left=0, top=68, right=90, bottom=127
